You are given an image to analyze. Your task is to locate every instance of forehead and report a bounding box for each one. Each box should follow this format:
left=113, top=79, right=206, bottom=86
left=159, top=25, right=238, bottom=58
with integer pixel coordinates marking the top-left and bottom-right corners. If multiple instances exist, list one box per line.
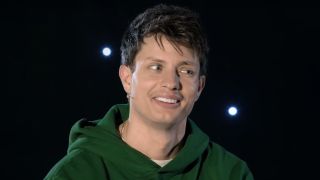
left=136, top=35, right=198, bottom=64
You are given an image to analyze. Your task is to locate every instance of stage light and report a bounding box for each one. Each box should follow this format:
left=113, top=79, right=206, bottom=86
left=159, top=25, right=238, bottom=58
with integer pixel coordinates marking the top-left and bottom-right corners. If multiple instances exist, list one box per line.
left=102, top=47, right=112, bottom=57
left=228, top=106, right=238, bottom=116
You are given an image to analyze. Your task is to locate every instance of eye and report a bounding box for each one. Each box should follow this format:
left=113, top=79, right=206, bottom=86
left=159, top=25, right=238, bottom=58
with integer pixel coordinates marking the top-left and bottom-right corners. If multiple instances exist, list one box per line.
left=149, top=64, right=162, bottom=71
left=180, top=69, right=195, bottom=76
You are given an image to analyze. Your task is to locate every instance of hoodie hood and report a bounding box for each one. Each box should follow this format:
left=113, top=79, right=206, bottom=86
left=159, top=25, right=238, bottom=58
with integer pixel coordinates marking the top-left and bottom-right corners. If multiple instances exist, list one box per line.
left=67, top=104, right=209, bottom=176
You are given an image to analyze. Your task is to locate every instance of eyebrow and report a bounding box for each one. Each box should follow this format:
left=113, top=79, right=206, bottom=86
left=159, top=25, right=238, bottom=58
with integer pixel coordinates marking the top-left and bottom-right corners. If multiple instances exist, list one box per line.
left=145, top=57, right=197, bottom=66
left=178, top=61, right=197, bottom=66
left=145, top=57, right=165, bottom=63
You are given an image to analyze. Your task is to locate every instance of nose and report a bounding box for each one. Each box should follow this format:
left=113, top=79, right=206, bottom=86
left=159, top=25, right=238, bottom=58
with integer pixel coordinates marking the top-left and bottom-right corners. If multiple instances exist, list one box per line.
left=161, top=69, right=181, bottom=90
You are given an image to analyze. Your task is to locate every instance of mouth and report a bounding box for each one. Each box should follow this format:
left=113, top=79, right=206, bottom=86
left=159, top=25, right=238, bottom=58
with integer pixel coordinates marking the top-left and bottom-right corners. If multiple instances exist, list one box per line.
left=154, top=97, right=181, bottom=104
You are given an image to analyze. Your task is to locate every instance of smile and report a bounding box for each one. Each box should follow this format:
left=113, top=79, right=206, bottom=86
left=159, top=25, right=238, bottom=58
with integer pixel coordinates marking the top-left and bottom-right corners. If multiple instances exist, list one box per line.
left=155, top=97, right=180, bottom=104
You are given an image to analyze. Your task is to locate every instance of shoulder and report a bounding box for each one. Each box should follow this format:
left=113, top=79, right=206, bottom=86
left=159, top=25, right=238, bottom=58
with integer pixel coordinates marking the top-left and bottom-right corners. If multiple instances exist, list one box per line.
left=207, top=141, right=242, bottom=163
left=44, top=149, right=107, bottom=180
left=202, top=141, right=254, bottom=180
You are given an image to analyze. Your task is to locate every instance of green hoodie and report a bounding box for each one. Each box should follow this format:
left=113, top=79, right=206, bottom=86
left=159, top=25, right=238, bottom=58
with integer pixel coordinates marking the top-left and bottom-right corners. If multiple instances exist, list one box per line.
left=45, top=104, right=254, bottom=180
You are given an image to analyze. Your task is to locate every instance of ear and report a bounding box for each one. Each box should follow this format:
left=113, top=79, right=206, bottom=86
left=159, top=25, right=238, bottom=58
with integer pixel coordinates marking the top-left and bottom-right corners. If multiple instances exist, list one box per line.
left=119, top=65, right=132, bottom=94
left=195, top=75, right=206, bottom=101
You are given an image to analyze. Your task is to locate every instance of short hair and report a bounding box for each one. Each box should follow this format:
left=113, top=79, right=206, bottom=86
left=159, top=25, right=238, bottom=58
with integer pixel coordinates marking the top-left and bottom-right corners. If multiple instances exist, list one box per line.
left=120, top=4, right=209, bottom=76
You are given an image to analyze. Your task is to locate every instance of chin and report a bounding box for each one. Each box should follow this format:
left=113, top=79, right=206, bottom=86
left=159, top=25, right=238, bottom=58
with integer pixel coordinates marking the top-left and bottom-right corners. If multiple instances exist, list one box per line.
left=152, top=115, right=185, bottom=128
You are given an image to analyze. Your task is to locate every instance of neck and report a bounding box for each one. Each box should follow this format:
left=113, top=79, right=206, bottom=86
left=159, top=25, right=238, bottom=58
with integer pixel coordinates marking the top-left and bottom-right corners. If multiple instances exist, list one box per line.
left=119, top=118, right=186, bottom=160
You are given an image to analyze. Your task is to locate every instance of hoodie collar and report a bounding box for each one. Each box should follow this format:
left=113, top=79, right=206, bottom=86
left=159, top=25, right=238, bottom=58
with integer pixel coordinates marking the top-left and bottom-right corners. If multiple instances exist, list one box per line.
left=68, top=104, right=209, bottom=176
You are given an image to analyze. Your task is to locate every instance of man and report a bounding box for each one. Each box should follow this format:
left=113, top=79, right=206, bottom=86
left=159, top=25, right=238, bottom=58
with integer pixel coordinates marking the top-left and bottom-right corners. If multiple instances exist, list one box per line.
left=45, top=4, right=254, bottom=179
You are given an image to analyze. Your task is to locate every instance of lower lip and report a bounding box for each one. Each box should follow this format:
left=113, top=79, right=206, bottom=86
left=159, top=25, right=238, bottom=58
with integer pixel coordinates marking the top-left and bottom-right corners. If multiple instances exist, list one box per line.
left=153, top=98, right=180, bottom=108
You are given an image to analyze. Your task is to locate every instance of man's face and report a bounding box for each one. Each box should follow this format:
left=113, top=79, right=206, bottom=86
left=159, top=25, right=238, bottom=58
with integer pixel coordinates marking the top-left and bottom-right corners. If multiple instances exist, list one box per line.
left=119, top=36, right=205, bottom=128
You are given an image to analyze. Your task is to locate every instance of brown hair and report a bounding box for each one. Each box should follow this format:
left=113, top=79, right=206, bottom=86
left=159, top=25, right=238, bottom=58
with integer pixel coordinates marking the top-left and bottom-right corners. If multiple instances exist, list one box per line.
left=120, top=4, right=209, bottom=75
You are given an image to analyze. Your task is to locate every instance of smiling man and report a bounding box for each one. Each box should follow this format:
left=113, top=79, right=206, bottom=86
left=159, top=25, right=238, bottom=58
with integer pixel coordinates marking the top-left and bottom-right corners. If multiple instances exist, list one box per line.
left=118, top=35, right=205, bottom=162
left=45, top=4, right=254, bottom=180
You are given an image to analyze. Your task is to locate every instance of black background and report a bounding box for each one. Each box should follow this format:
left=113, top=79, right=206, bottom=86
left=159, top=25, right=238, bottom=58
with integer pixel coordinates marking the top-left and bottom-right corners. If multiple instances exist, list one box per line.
left=4, top=1, right=319, bottom=179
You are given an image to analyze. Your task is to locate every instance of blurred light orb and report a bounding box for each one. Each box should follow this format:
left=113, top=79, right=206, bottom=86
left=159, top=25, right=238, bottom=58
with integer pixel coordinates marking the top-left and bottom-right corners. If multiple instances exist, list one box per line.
left=102, top=47, right=112, bottom=56
left=228, top=106, right=238, bottom=116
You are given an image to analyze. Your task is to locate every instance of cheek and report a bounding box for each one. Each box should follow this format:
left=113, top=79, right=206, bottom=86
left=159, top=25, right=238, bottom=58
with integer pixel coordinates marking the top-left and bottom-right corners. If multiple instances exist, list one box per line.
left=183, top=80, right=200, bottom=98
left=186, top=77, right=198, bottom=87
left=130, top=74, right=140, bottom=95
left=130, top=73, right=157, bottom=95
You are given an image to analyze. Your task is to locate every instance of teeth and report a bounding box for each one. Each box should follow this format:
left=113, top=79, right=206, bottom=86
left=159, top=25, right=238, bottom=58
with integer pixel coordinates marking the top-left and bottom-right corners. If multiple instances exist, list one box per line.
left=155, top=97, right=178, bottom=103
